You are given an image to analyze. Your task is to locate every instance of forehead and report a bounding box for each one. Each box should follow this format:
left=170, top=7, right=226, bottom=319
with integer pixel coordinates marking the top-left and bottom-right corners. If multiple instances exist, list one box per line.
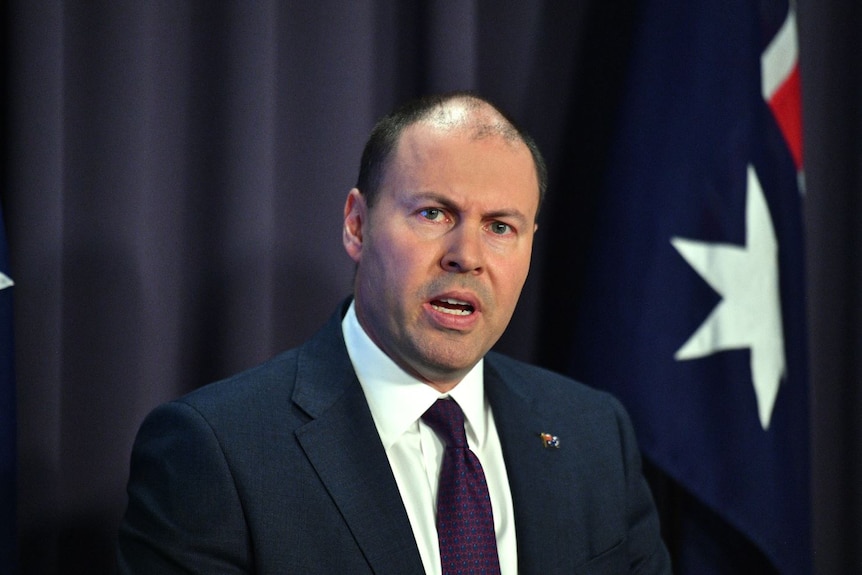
left=380, top=121, right=540, bottom=216
left=398, top=114, right=532, bottom=163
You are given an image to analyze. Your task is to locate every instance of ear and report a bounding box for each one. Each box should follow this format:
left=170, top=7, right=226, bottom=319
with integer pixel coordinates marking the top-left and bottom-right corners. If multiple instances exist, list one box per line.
left=343, top=188, right=366, bottom=262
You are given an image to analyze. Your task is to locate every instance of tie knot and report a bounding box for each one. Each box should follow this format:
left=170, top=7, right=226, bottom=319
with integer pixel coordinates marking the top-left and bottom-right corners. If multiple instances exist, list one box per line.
left=422, top=398, right=468, bottom=448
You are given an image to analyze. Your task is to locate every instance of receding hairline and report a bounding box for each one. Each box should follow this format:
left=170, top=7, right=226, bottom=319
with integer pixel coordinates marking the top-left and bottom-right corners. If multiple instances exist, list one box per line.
left=408, top=95, right=523, bottom=143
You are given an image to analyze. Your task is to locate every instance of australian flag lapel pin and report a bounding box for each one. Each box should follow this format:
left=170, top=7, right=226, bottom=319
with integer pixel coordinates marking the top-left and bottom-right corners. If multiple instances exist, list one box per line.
left=539, top=432, right=560, bottom=449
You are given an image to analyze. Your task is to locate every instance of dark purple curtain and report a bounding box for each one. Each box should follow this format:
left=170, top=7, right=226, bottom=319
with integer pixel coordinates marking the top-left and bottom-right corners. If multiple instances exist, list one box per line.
left=799, top=1, right=862, bottom=573
left=1, top=1, right=858, bottom=574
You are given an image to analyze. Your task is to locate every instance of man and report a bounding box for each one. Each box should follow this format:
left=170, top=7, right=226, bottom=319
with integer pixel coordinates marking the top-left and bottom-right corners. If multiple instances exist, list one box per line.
left=118, top=92, right=671, bottom=574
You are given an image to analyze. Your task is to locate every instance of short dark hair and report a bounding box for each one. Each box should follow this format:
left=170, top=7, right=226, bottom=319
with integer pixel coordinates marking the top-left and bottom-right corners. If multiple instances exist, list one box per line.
left=355, top=91, right=547, bottom=218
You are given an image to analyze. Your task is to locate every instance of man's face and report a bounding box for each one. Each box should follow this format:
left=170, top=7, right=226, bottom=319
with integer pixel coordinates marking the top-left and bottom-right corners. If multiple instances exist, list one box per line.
left=343, top=121, right=539, bottom=391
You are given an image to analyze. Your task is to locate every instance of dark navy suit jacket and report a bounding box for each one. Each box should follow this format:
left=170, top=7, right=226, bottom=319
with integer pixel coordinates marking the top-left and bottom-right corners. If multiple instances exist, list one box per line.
left=118, top=302, right=671, bottom=574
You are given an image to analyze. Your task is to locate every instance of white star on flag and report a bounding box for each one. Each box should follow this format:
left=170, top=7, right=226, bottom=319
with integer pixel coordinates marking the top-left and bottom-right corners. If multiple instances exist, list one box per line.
left=0, top=273, right=12, bottom=291
left=671, top=164, right=786, bottom=430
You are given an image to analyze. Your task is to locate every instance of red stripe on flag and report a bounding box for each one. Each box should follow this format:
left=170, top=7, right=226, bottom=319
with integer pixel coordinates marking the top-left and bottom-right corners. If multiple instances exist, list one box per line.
left=767, top=64, right=803, bottom=170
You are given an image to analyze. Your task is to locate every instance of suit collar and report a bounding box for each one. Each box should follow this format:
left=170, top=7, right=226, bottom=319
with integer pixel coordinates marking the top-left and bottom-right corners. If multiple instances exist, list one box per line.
left=292, top=303, right=425, bottom=574
left=484, top=355, right=573, bottom=574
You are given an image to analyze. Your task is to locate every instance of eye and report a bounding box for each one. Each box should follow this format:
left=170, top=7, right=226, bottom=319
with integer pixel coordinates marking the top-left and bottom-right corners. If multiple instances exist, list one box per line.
left=419, top=208, right=446, bottom=222
left=488, top=221, right=513, bottom=235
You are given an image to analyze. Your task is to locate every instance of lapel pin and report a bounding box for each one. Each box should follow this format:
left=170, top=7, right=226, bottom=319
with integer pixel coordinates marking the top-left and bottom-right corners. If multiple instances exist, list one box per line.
left=539, top=432, right=560, bottom=449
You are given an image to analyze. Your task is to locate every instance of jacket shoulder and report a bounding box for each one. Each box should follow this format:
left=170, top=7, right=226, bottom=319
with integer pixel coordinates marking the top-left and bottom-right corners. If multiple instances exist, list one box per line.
left=485, top=351, right=625, bottom=413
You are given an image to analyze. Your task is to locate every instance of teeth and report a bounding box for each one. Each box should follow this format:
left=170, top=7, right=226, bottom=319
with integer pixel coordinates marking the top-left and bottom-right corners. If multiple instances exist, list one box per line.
left=431, top=298, right=474, bottom=316
left=432, top=304, right=472, bottom=316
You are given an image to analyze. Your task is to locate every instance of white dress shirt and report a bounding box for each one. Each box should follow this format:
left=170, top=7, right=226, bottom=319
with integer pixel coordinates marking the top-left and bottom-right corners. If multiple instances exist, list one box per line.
left=342, top=301, right=518, bottom=575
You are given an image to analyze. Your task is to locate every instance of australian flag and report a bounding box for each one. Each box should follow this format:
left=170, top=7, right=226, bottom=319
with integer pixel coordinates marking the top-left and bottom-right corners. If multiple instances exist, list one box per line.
left=561, top=1, right=809, bottom=572
left=0, top=204, right=15, bottom=571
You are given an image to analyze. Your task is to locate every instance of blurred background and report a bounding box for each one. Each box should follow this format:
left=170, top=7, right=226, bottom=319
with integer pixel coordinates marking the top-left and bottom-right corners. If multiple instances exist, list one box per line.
left=1, top=1, right=859, bottom=573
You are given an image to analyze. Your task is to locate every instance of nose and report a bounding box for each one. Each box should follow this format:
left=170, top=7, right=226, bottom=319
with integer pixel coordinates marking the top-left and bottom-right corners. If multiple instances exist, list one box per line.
left=441, top=226, right=483, bottom=274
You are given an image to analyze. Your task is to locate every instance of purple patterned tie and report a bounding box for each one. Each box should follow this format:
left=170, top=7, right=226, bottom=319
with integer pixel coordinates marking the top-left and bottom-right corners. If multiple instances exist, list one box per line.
left=422, top=399, right=501, bottom=575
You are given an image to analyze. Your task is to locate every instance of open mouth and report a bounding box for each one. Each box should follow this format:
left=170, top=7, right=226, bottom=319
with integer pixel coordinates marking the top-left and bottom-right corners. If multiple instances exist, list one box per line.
left=430, top=298, right=475, bottom=316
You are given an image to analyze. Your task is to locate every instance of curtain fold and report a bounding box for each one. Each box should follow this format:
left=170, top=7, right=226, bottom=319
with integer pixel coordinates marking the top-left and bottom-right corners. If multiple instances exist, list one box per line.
left=2, top=1, right=859, bottom=573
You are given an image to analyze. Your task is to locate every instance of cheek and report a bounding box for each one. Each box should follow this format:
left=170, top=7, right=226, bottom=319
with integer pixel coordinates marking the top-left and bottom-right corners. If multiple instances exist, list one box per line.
left=364, top=235, right=419, bottom=288
left=495, top=253, right=533, bottom=303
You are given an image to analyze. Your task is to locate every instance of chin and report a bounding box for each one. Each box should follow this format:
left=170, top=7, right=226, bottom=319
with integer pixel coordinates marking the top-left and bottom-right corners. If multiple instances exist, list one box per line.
left=420, top=348, right=484, bottom=376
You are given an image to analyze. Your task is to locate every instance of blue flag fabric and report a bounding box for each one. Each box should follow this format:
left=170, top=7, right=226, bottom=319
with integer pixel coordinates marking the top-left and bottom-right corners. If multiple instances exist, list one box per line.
left=566, top=1, right=810, bottom=573
left=0, top=205, right=16, bottom=571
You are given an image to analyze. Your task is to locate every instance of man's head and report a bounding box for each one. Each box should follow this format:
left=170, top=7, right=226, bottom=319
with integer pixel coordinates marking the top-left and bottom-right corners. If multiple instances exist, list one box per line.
left=343, top=92, right=544, bottom=391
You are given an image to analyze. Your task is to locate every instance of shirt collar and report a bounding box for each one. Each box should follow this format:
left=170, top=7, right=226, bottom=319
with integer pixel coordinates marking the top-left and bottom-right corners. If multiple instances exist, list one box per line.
left=342, top=300, right=487, bottom=450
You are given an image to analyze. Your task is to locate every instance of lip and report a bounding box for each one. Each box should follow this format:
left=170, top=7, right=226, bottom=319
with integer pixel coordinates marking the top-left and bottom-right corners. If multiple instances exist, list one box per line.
left=424, top=290, right=482, bottom=331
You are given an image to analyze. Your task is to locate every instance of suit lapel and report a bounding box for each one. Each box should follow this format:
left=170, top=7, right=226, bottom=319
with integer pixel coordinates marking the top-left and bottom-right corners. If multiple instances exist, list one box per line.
left=485, top=359, right=580, bottom=574
left=292, top=311, right=425, bottom=575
